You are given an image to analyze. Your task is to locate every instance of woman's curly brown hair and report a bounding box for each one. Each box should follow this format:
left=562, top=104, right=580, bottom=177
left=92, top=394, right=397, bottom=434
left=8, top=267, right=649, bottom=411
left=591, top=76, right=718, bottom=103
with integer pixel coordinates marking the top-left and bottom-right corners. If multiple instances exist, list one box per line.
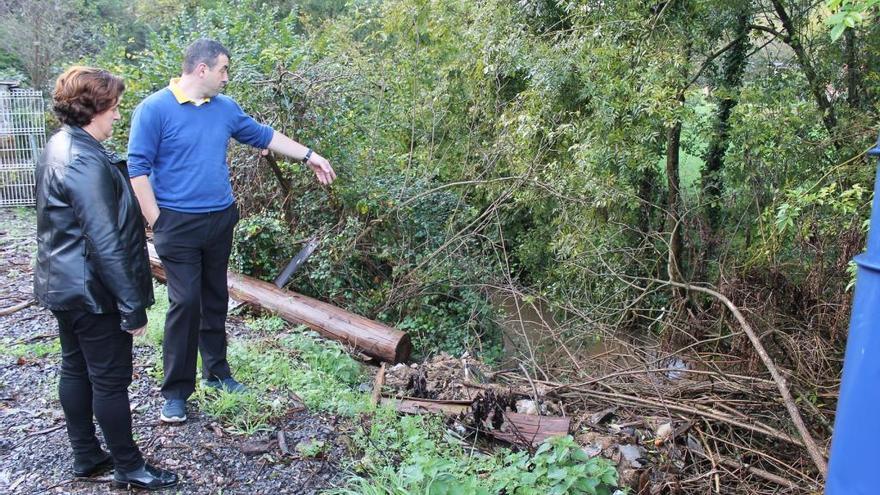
left=52, top=66, right=124, bottom=127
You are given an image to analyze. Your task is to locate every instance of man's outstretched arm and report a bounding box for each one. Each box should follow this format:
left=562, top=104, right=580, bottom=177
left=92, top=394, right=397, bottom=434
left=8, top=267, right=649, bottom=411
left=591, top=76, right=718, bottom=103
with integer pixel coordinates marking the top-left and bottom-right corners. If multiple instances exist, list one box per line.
left=266, top=131, right=337, bottom=185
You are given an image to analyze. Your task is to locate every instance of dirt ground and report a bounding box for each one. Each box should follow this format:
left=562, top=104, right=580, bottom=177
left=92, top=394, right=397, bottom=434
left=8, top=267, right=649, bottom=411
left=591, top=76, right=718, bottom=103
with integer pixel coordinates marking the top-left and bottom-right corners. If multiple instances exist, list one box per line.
left=0, top=207, right=347, bottom=494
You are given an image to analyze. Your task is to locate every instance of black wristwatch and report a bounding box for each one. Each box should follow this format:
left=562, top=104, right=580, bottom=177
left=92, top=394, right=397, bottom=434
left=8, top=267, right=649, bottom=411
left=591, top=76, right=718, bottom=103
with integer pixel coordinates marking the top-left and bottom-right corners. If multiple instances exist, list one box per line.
left=302, top=148, right=313, bottom=164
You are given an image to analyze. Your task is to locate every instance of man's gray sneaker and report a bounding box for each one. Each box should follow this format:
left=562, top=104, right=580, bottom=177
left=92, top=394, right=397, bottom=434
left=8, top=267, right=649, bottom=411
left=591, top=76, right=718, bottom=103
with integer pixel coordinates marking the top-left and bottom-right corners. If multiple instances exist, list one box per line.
left=203, top=377, right=247, bottom=394
left=160, top=399, right=186, bottom=423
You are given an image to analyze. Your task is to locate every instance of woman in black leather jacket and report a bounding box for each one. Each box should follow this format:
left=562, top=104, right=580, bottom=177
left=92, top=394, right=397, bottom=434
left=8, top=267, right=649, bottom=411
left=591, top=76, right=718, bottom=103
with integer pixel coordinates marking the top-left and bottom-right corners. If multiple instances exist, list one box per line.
left=34, top=66, right=177, bottom=490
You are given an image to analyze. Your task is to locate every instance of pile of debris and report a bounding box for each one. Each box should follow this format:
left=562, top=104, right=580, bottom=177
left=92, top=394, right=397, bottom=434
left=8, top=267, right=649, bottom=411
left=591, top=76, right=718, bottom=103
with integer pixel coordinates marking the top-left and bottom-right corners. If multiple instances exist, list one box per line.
left=375, top=352, right=820, bottom=494
left=144, top=234, right=824, bottom=494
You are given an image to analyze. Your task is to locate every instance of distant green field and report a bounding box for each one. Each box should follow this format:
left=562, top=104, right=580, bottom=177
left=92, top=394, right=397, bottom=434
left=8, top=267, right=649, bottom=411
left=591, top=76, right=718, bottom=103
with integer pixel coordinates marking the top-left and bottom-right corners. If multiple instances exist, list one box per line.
left=657, top=150, right=704, bottom=197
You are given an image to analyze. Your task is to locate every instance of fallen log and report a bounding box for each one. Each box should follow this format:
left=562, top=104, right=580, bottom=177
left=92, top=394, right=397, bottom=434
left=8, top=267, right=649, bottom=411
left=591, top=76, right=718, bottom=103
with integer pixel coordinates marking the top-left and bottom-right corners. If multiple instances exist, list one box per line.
left=147, top=243, right=411, bottom=363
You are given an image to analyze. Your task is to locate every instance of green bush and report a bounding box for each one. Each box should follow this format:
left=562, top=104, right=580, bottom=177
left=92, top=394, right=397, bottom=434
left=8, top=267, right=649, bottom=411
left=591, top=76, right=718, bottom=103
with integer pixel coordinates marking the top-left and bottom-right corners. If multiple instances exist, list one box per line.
left=231, top=213, right=294, bottom=280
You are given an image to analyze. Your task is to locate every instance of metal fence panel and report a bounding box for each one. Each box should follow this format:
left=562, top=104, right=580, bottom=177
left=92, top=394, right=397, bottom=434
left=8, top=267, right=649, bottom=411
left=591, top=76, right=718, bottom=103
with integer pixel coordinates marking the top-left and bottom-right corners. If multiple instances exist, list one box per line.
left=0, top=88, right=45, bottom=207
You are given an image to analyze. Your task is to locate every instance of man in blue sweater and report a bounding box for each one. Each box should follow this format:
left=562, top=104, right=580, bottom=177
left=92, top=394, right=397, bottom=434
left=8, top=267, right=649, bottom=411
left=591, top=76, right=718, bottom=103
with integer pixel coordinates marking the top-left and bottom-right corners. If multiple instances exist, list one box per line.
left=128, top=39, right=336, bottom=423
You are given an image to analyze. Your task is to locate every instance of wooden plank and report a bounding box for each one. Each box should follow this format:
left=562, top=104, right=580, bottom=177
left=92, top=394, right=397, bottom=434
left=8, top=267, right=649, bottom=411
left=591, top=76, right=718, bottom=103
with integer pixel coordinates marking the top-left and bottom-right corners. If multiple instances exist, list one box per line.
left=371, top=363, right=386, bottom=407
left=488, top=412, right=570, bottom=447
left=148, top=243, right=412, bottom=363
left=380, top=397, right=471, bottom=416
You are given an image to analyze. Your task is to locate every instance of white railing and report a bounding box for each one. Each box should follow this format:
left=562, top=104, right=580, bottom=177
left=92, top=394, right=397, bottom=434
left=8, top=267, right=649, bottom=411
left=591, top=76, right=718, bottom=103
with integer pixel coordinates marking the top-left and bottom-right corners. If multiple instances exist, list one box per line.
left=0, top=88, right=44, bottom=207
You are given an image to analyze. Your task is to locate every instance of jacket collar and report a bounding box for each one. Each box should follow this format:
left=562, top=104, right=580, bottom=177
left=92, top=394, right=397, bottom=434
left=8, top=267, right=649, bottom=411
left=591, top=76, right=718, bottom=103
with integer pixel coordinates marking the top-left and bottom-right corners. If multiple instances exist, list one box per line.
left=63, top=125, right=124, bottom=164
left=64, top=124, right=101, bottom=147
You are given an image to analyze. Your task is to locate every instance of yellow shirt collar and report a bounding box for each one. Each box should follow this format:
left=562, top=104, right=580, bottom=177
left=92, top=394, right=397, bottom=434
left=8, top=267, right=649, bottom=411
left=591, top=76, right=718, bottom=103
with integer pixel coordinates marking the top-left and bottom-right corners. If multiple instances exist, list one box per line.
left=168, top=78, right=210, bottom=106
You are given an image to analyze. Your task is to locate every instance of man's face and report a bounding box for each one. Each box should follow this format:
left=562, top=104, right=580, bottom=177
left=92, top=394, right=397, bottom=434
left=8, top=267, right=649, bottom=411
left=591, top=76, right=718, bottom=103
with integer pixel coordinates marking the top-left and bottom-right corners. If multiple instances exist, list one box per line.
left=202, top=54, right=229, bottom=97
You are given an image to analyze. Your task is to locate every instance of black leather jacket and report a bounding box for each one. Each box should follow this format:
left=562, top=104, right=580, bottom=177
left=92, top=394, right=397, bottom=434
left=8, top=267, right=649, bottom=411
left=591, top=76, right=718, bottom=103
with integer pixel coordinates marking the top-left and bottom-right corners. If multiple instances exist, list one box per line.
left=34, top=125, right=153, bottom=330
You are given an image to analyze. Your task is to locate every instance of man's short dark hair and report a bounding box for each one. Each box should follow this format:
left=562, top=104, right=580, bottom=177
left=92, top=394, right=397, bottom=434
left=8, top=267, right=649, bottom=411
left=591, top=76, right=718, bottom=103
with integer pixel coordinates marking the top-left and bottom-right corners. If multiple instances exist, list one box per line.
left=182, top=39, right=230, bottom=74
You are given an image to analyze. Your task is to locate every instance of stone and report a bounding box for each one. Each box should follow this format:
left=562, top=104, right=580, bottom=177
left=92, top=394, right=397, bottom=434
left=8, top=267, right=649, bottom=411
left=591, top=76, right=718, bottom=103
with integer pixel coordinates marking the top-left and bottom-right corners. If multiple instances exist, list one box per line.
left=618, top=444, right=646, bottom=468
left=516, top=399, right=539, bottom=415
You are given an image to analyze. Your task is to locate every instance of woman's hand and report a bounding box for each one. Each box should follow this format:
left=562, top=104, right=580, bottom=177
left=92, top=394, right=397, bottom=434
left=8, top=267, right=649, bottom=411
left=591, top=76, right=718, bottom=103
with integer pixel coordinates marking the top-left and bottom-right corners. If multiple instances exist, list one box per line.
left=128, top=325, right=147, bottom=337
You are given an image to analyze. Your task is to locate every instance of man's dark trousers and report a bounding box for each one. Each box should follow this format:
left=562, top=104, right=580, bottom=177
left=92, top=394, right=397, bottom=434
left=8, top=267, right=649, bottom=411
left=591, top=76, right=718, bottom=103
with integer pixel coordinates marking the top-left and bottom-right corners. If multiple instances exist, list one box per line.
left=152, top=203, right=239, bottom=400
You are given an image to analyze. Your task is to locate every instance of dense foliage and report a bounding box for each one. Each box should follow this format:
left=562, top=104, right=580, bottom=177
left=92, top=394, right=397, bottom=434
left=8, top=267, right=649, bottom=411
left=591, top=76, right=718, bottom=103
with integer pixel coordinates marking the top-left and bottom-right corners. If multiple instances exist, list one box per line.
left=4, top=0, right=879, bottom=370
left=6, top=0, right=880, bottom=492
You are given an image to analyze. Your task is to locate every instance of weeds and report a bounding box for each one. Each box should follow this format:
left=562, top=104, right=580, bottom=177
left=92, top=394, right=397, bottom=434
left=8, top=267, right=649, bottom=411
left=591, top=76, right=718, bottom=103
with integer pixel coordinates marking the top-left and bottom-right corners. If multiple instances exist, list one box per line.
left=134, top=308, right=618, bottom=494
left=0, top=339, right=61, bottom=359
left=192, top=319, right=368, bottom=433
left=143, top=282, right=168, bottom=348
left=336, top=408, right=619, bottom=495
left=195, top=387, right=279, bottom=435
left=296, top=438, right=327, bottom=458
left=243, top=315, right=286, bottom=334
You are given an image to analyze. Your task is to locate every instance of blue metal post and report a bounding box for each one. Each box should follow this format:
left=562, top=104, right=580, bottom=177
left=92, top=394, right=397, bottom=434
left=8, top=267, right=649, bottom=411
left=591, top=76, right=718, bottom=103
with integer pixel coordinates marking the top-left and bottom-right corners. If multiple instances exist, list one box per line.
left=826, top=134, right=880, bottom=494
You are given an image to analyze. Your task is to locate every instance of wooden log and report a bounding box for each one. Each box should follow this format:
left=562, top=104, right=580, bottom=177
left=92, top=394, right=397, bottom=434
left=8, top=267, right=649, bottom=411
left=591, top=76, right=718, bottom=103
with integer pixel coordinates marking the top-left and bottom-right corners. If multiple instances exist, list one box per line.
left=147, top=243, right=411, bottom=363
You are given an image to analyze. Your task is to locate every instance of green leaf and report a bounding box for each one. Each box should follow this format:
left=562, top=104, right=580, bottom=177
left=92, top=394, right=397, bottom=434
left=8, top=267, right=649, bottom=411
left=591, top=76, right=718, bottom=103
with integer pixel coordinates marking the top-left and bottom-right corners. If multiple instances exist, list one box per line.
left=830, top=22, right=847, bottom=41
left=547, top=467, right=568, bottom=480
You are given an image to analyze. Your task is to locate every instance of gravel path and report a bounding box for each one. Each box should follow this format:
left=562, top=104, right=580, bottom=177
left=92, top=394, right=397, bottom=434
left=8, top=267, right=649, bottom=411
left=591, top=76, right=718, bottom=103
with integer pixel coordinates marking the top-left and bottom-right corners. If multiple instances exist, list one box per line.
left=0, top=207, right=348, bottom=494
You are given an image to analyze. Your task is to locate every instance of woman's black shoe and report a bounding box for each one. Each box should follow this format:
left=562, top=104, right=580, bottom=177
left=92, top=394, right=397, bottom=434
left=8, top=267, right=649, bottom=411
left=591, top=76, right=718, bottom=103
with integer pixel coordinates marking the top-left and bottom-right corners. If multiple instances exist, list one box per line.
left=112, top=463, right=178, bottom=490
left=73, top=450, right=113, bottom=477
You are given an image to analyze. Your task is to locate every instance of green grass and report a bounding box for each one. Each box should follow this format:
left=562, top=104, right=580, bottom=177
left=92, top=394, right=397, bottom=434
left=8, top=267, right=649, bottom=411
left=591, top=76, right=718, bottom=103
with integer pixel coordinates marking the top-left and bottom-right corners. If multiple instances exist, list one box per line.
left=132, top=303, right=619, bottom=494
left=2, top=207, right=36, bottom=237
left=192, top=320, right=369, bottom=434
left=135, top=283, right=369, bottom=433
left=143, top=282, right=168, bottom=348
left=679, top=151, right=704, bottom=195
left=655, top=93, right=716, bottom=199
left=0, top=207, right=38, bottom=258
left=195, top=387, right=279, bottom=435
left=656, top=150, right=704, bottom=198
left=138, top=281, right=168, bottom=381
left=0, top=339, right=61, bottom=359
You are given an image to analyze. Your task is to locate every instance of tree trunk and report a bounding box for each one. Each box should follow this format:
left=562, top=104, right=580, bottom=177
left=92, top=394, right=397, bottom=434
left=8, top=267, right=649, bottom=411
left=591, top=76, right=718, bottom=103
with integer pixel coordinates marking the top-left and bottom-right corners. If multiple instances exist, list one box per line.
left=637, top=167, right=657, bottom=238
left=702, top=11, right=751, bottom=259
left=147, top=243, right=412, bottom=363
left=666, top=118, right=685, bottom=297
left=845, top=29, right=861, bottom=109
left=666, top=31, right=691, bottom=302
left=771, top=0, right=838, bottom=141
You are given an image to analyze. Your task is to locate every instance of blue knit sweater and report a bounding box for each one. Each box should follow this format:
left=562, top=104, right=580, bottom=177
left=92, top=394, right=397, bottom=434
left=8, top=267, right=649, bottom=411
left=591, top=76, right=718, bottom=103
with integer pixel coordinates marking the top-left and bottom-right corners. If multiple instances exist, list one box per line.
left=127, top=88, right=273, bottom=213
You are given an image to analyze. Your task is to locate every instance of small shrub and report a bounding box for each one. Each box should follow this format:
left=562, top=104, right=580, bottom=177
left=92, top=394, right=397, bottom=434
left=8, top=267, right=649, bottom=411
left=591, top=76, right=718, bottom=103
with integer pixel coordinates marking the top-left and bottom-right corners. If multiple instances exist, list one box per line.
left=246, top=316, right=287, bottom=334
left=296, top=438, right=327, bottom=458
left=231, top=214, right=294, bottom=280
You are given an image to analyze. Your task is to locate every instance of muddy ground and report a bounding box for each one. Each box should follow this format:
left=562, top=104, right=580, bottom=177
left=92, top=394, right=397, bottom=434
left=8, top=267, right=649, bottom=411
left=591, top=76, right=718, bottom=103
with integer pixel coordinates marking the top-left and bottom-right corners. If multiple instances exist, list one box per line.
left=0, top=208, right=348, bottom=494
